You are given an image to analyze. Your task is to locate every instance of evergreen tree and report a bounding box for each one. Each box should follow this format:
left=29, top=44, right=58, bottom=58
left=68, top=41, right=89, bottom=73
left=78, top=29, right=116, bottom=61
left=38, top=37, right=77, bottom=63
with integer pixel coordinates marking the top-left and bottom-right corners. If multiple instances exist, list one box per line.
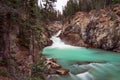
left=0, top=0, right=57, bottom=79
left=41, top=0, right=57, bottom=11
left=63, top=0, right=120, bottom=18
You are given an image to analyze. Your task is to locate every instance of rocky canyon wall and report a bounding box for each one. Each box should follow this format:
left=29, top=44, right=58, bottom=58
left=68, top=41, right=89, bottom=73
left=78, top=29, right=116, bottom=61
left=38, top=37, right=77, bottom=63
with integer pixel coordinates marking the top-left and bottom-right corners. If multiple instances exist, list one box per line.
left=60, top=4, right=120, bottom=52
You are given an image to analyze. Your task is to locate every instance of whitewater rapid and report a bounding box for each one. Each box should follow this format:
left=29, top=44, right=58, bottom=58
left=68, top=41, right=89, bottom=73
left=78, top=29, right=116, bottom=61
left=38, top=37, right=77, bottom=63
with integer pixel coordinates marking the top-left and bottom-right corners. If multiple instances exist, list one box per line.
left=47, top=30, right=78, bottom=49
left=42, top=30, right=120, bottom=80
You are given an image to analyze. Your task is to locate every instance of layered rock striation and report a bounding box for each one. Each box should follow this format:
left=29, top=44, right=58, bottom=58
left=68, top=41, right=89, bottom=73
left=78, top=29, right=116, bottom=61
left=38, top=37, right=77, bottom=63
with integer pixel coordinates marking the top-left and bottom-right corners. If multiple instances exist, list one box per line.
left=60, top=4, right=120, bottom=52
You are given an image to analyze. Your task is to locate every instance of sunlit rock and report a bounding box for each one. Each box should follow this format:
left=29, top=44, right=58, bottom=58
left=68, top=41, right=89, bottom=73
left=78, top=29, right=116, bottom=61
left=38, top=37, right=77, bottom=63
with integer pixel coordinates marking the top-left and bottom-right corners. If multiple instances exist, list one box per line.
left=60, top=4, right=120, bottom=52
left=56, top=68, right=69, bottom=75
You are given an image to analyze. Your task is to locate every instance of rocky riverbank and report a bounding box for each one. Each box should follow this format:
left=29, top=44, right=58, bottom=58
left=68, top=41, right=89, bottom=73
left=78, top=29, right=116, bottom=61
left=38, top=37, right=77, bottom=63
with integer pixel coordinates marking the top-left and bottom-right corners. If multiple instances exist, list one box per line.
left=60, top=4, right=120, bottom=52
left=45, top=58, right=69, bottom=76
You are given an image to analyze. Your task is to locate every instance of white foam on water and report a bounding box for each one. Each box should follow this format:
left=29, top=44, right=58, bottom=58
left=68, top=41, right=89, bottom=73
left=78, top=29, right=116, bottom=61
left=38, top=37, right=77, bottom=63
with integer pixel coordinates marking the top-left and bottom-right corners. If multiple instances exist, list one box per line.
left=73, top=63, right=106, bottom=80
left=54, top=30, right=62, bottom=37
left=69, top=72, right=79, bottom=80
left=74, top=63, right=115, bottom=80
left=76, top=72, right=95, bottom=80
left=48, top=30, right=79, bottom=49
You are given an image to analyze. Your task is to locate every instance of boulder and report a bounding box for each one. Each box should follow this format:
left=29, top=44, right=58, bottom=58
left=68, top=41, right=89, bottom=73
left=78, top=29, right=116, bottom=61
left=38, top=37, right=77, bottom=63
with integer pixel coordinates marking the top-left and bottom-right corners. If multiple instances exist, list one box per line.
left=56, top=68, right=69, bottom=75
left=46, top=58, right=56, bottom=63
left=46, top=58, right=61, bottom=68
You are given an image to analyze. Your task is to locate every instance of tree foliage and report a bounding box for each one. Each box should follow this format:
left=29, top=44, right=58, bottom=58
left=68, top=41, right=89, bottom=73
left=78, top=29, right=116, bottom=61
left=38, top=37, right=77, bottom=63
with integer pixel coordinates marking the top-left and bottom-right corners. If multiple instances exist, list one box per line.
left=31, top=58, right=47, bottom=80
left=42, top=0, right=57, bottom=11
left=0, top=0, right=58, bottom=80
left=38, top=0, right=61, bottom=21
left=63, top=0, right=120, bottom=18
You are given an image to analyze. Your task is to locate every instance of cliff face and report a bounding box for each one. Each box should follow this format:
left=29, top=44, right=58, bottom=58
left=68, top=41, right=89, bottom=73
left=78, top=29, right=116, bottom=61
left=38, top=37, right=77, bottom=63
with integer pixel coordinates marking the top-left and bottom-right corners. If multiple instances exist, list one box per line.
left=0, top=2, right=52, bottom=80
left=60, top=4, right=120, bottom=52
left=48, top=21, right=63, bottom=36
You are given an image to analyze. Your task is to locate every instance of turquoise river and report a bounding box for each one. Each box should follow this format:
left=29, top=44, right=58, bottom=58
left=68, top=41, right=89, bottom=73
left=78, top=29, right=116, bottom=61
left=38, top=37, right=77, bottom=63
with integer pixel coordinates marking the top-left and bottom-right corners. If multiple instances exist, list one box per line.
left=42, top=30, right=120, bottom=80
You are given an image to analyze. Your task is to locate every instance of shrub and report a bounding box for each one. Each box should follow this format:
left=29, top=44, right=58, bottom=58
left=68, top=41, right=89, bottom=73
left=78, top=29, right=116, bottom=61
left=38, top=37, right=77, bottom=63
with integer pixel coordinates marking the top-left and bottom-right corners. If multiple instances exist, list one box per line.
left=31, top=58, right=47, bottom=80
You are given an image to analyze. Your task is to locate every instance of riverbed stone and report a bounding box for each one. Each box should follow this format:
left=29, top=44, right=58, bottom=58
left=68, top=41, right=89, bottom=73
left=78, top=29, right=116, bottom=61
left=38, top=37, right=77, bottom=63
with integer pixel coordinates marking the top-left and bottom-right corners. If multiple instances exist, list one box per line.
left=56, top=68, right=69, bottom=75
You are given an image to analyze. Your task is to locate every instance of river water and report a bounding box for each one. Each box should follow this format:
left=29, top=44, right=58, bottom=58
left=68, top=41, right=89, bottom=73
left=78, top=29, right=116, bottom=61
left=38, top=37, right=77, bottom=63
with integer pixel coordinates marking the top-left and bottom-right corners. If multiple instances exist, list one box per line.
left=42, top=30, right=120, bottom=80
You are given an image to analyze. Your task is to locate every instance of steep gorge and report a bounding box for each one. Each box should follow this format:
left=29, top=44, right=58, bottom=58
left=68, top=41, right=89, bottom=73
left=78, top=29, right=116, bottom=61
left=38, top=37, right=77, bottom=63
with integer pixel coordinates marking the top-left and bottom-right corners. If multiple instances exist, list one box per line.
left=60, top=4, right=120, bottom=52
left=0, top=1, right=54, bottom=80
left=0, top=0, right=120, bottom=80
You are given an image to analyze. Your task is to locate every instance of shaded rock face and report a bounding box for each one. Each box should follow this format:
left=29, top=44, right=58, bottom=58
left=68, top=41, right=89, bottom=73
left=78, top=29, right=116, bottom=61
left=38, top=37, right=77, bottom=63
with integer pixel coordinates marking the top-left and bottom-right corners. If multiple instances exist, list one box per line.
left=0, top=3, right=34, bottom=80
left=48, top=21, right=63, bottom=36
left=37, top=21, right=63, bottom=48
left=0, top=2, right=58, bottom=80
left=61, top=4, right=120, bottom=52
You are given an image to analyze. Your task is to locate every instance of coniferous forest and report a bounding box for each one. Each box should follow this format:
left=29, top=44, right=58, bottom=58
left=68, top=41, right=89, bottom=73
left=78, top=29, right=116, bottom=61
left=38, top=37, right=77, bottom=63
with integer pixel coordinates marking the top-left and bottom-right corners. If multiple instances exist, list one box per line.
left=0, top=0, right=120, bottom=80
